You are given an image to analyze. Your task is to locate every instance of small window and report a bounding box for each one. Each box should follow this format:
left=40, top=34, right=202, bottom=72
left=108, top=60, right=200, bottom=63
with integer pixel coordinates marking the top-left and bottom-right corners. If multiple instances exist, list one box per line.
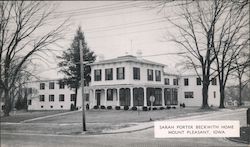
left=60, top=105, right=63, bottom=108
left=59, top=94, right=64, bottom=101
left=70, top=94, right=76, bottom=101
left=155, top=70, right=161, bottom=81
left=133, top=67, right=140, bottom=80
left=41, top=105, right=44, bottom=108
left=28, top=100, right=32, bottom=105
left=147, top=69, right=154, bottom=81
left=94, top=69, right=102, bottom=81
left=184, top=78, right=189, bottom=86
left=40, top=83, right=45, bottom=90
left=59, top=81, right=65, bottom=89
left=49, top=95, right=54, bottom=102
left=50, top=106, right=53, bottom=108
left=184, top=92, right=194, bottom=98
left=213, top=91, right=216, bottom=98
left=39, top=95, right=45, bottom=102
left=212, top=78, right=217, bottom=85
left=173, top=79, right=178, bottom=85
left=196, top=77, right=201, bottom=85
left=107, top=89, right=114, bottom=101
left=105, top=68, right=113, bottom=80
left=117, top=67, right=125, bottom=80
left=164, top=78, right=170, bottom=85
left=85, top=94, right=89, bottom=101
left=49, top=82, right=55, bottom=89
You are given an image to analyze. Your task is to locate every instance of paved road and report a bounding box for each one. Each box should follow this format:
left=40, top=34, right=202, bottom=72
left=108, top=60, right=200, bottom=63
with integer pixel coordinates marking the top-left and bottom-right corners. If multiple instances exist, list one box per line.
left=1, top=109, right=248, bottom=147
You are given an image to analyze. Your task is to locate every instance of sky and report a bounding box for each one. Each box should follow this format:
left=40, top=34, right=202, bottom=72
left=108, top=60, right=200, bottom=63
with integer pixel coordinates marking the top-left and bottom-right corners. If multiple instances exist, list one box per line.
left=33, top=1, right=204, bottom=79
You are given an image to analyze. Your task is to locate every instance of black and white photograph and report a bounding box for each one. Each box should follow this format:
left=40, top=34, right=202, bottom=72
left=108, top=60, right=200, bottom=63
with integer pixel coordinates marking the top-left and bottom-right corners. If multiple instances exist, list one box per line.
left=0, top=0, right=249, bottom=147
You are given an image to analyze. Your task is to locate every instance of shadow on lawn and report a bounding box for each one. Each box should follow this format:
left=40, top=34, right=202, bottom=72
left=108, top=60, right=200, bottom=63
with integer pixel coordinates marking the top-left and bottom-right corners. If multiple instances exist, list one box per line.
left=228, top=126, right=250, bottom=144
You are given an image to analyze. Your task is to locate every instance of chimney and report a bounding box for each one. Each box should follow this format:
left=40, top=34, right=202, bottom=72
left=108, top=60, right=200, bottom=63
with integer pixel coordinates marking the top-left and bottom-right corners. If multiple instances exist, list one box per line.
left=97, top=54, right=105, bottom=61
left=136, top=49, right=142, bottom=59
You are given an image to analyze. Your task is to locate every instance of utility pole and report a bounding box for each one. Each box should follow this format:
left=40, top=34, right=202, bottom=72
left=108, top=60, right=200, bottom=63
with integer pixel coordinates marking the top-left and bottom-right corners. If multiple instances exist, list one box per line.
left=79, top=40, right=86, bottom=131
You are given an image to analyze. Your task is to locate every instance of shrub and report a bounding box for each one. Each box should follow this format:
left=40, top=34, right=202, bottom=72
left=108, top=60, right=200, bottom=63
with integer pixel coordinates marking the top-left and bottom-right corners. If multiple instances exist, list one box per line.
left=124, top=106, right=129, bottom=110
left=182, top=103, right=185, bottom=108
left=100, top=105, right=106, bottom=109
left=131, top=106, right=137, bottom=111
left=172, top=106, right=176, bottom=109
left=166, top=106, right=171, bottom=109
left=152, top=107, right=157, bottom=110
left=115, top=106, right=120, bottom=110
left=142, top=106, right=148, bottom=111
left=93, top=105, right=99, bottom=109
left=107, top=106, right=112, bottom=110
left=160, top=107, right=165, bottom=110
left=70, top=104, right=76, bottom=111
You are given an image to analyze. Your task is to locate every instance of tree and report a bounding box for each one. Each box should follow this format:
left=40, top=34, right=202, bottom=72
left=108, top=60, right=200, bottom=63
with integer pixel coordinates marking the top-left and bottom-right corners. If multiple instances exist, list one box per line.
left=211, top=0, right=249, bottom=108
left=57, top=26, right=96, bottom=108
left=0, top=1, right=66, bottom=116
left=163, top=1, right=228, bottom=108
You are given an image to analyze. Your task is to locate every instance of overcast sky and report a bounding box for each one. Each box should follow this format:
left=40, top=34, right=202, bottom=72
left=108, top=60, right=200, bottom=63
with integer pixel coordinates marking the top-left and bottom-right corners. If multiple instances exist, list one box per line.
left=34, top=1, right=194, bottom=79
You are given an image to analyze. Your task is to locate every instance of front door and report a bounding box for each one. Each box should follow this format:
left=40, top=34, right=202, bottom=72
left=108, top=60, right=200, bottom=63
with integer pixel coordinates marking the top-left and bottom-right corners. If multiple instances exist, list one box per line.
left=96, top=92, right=101, bottom=106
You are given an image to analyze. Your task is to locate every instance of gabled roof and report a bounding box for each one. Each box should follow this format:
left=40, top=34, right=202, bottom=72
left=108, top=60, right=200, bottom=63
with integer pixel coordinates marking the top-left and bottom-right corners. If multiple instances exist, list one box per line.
left=90, top=55, right=166, bottom=67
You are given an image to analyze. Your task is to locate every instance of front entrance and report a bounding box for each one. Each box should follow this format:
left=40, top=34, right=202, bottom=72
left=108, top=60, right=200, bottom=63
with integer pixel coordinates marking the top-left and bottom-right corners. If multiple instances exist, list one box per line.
left=96, top=92, right=101, bottom=106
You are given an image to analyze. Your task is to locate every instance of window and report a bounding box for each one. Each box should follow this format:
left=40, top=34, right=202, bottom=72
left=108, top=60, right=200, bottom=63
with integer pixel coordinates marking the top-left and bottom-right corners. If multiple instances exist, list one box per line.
left=49, top=82, right=54, bottom=89
left=147, top=69, right=154, bottom=81
left=40, top=83, right=45, bottom=90
left=49, top=95, right=54, bottom=102
left=59, top=81, right=65, bottom=89
left=184, top=92, right=194, bottom=98
left=39, top=95, right=45, bottom=102
left=155, top=70, right=161, bottom=81
left=197, top=77, right=201, bottom=85
left=28, top=100, right=32, bottom=105
left=213, top=91, right=216, bottom=98
left=94, top=69, right=102, bottom=81
left=173, top=79, right=178, bottom=85
left=85, top=94, right=89, bottom=101
left=164, top=78, right=170, bottom=85
left=50, top=106, right=53, bottom=108
left=133, top=67, right=140, bottom=80
left=105, top=68, right=113, bottom=80
left=117, top=67, right=125, bottom=80
left=60, top=105, right=63, bottom=108
left=41, top=106, right=44, bottom=108
left=70, top=94, right=76, bottom=101
left=107, top=89, right=114, bottom=101
left=59, top=94, right=64, bottom=101
left=212, top=78, right=217, bottom=85
left=184, top=78, right=189, bottom=86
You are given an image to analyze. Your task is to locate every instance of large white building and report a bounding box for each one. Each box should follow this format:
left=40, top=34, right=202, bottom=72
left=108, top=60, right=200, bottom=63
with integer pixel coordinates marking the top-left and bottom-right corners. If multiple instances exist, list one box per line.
left=27, top=55, right=220, bottom=110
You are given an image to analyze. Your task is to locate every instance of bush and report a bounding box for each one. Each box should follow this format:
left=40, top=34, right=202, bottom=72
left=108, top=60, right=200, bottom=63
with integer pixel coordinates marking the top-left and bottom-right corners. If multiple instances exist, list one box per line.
left=131, top=106, right=137, bottom=111
left=107, top=106, right=112, bottom=110
left=100, top=105, right=106, bottom=109
left=124, top=106, right=129, bottom=110
left=182, top=103, right=185, bottom=108
left=115, top=106, right=120, bottom=110
left=70, top=104, right=76, bottom=111
left=93, top=105, right=99, bottom=109
left=172, top=106, right=176, bottom=109
left=142, top=106, right=148, bottom=111
left=166, top=106, right=171, bottom=109
left=152, top=107, right=157, bottom=110
left=160, top=107, right=165, bottom=110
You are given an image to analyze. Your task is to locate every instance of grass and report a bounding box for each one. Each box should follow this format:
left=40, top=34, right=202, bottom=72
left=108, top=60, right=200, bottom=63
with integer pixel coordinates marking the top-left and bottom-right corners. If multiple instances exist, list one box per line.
left=229, top=126, right=250, bottom=144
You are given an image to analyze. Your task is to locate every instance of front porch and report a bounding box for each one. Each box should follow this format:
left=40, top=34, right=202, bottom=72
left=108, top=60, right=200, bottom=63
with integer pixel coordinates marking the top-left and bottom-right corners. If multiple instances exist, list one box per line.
left=89, top=85, right=178, bottom=108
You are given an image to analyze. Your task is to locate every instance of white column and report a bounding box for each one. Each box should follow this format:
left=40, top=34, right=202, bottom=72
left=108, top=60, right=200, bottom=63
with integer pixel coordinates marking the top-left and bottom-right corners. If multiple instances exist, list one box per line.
left=143, top=87, right=147, bottom=106
left=104, top=89, right=107, bottom=106
left=162, top=88, right=165, bottom=106
left=130, top=87, right=133, bottom=107
left=117, top=88, right=120, bottom=106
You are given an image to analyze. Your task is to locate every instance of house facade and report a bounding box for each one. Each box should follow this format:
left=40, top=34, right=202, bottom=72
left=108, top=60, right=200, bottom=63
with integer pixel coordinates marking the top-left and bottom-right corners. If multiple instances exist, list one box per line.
left=27, top=55, right=220, bottom=110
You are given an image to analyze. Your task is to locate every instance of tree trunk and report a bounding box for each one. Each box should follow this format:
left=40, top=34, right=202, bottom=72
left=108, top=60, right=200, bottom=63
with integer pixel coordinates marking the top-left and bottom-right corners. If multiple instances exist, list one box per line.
left=201, top=77, right=210, bottom=109
left=3, top=89, right=11, bottom=116
left=239, top=82, right=242, bottom=106
left=219, top=84, right=225, bottom=108
left=74, top=88, right=78, bottom=107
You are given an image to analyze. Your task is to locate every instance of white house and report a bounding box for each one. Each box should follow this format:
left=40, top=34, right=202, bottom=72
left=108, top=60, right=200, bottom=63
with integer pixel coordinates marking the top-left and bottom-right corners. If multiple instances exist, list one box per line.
left=27, top=55, right=220, bottom=110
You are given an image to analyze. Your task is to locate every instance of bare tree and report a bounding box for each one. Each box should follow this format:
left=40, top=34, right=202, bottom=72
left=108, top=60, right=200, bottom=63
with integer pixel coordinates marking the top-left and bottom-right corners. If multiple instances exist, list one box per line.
left=163, top=1, right=229, bottom=109
left=0, top=1, right=67, bottom=116
left=211, top=0, right=249, bottom=108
